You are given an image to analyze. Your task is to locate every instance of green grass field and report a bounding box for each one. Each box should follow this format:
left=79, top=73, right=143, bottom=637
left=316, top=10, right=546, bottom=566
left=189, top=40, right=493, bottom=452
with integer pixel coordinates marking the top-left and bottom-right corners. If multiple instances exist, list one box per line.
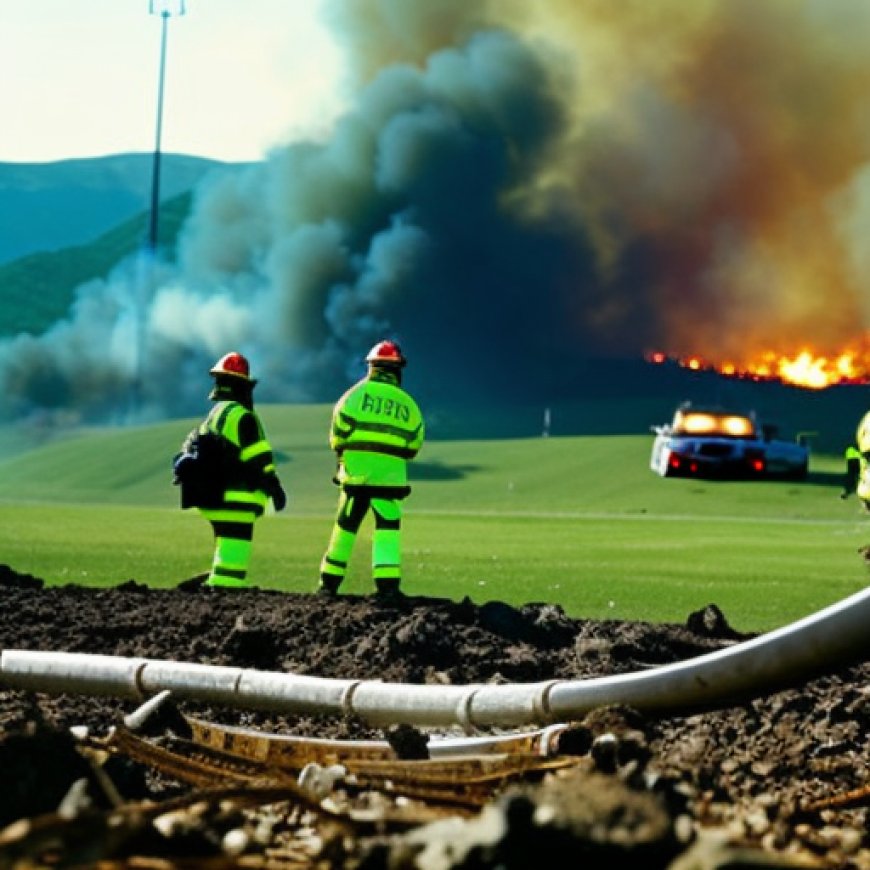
left=1, top=402, right=868, bottom=633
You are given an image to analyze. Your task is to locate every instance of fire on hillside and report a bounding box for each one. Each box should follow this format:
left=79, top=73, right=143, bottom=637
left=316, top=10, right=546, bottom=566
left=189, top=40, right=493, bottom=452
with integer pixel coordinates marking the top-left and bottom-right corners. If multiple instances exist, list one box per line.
left=646, top=346, right=870, bottom=390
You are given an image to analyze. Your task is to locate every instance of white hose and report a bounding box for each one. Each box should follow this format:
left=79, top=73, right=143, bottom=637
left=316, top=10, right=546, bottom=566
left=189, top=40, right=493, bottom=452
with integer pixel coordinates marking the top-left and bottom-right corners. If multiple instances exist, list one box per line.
left=3, top=584, right=869, bottom=729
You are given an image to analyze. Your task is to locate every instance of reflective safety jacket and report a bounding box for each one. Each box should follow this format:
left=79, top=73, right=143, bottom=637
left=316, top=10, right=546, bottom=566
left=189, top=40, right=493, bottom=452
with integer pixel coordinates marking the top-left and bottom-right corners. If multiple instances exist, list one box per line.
left=201, top=400, right=279, bottom=514
left=329, top=372, right=424, bottom=489
left=851, top=410, right=870, bottom=500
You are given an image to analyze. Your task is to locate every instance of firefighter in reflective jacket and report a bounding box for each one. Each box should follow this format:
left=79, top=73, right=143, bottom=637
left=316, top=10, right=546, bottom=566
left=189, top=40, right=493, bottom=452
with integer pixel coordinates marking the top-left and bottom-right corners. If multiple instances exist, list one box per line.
left=318, top=340, right=425, bottom=597
left=843, top=408, right=870, bottom=510
left=199, top=352, right=286, bottom=588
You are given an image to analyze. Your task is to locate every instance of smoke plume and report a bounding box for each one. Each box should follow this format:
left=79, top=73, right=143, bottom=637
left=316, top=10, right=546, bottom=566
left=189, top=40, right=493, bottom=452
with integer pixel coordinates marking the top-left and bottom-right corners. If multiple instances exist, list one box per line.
left=4, top=0, right=870, bottom=422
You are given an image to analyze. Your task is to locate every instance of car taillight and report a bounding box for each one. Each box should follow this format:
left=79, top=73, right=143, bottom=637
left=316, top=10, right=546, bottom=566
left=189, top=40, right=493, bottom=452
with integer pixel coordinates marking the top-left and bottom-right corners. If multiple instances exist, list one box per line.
left=669, top=453, right=700, bottom=474
left=750, top=458, right=765, bottom=472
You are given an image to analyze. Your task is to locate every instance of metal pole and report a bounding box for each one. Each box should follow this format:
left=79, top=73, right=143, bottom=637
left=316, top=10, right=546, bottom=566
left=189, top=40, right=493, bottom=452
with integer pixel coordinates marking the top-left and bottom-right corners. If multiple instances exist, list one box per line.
left=148, top=9, right=169, bottom=252
left=147, top=0, right=185, bottom=252
left=131, top=1, right=185, bottom=420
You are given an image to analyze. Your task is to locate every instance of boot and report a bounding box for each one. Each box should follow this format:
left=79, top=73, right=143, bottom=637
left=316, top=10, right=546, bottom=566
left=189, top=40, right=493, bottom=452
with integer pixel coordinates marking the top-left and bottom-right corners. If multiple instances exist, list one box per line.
left=177, top=572, right=209, bottom=592
left=375, top=577, right=403, bottom=601
left=318, top=573, right=342, bottom=596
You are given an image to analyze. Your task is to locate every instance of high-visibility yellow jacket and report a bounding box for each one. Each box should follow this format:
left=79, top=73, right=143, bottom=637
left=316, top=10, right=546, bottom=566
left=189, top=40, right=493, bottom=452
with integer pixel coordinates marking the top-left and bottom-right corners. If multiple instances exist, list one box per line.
left=329, top=372, right=424, bottom=490
left=856, top=411, right=870, bottom=454
left=202, top=400, right=279, bottom=513
left=845, top=410, right=870, bottom=501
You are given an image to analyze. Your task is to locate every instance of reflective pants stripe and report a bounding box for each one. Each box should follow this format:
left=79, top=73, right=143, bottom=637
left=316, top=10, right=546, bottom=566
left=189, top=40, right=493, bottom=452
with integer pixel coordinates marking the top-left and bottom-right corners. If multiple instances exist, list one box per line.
left=320, top=491, right=403, bottom=582
left=207, top=527, right=253, bottom=586
left=370, top=500, right=401, bottom=580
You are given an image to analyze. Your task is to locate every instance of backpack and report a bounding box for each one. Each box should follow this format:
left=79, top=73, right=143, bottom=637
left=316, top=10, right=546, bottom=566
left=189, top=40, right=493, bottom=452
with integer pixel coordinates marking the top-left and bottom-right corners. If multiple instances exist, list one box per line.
left=172, top=427, right=233, bottom=509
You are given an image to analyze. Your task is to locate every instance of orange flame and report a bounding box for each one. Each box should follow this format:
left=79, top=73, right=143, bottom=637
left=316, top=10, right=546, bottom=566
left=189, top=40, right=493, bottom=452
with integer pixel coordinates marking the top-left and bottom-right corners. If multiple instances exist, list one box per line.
left=646, top=345, right=870, bottom=390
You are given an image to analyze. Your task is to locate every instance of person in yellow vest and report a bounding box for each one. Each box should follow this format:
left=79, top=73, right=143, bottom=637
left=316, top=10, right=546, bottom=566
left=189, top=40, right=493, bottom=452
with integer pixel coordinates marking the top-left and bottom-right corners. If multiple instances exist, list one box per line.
left=318, top=340, right=425, bottom=598
left=842, top=408, right=870, bottom=510
left=178, top=352, right=286, bottom=588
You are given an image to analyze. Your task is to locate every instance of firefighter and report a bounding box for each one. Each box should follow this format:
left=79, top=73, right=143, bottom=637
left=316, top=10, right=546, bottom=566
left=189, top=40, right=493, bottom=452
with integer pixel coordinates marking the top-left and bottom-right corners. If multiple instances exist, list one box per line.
left=843, top=408, right=870, bottom=510
left=318, top=340, right=425, bottom=598
left=196, top=352, right=286, bottom=588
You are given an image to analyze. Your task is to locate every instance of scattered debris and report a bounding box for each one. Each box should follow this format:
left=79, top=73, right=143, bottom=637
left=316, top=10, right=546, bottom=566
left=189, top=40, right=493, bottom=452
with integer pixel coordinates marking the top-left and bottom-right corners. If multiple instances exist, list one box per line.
left=1, top=568, right=869, bottom=867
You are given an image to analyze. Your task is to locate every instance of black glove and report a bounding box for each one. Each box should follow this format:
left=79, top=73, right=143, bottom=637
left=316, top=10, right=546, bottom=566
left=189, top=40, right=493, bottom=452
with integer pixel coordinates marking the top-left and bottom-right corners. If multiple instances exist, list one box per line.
left=268, top=479, right=287, bottom=511
left=172, top=452, right=195, bottom=485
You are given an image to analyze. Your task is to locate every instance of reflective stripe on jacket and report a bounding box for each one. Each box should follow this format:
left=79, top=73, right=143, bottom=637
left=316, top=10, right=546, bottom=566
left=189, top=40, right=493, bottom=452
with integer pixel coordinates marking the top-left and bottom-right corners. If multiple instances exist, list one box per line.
left=201, top=401, right=276, bottom=510
left=330, top=375, right=424, bottom=488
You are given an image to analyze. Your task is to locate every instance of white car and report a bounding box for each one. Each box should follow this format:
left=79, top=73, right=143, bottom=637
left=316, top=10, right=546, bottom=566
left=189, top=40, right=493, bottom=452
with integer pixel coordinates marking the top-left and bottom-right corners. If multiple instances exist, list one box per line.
left=650, top=403, right=810, bottom=480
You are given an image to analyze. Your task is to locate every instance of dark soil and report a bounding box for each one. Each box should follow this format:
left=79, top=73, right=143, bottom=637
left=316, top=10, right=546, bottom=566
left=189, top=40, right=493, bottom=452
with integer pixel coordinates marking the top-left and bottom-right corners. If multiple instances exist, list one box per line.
left=1, top=564, right=869, bottom=868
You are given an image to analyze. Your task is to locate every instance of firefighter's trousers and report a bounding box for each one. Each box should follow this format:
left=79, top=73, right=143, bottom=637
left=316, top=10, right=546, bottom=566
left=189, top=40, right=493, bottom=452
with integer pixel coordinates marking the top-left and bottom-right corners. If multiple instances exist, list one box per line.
left=319, top=487, right=403, bottom=593
left=200, top=489, right=266, bottom=588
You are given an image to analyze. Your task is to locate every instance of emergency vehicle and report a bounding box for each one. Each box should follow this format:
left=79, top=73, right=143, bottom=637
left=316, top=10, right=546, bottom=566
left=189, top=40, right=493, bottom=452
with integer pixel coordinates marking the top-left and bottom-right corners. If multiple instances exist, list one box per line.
left=650, top=402, right=810, bottom=480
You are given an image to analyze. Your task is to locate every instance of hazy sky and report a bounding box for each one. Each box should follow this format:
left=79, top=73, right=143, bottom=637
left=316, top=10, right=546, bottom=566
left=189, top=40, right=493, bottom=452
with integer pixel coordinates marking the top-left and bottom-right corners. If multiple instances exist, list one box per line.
left=0, top=0, right=346, bottom=164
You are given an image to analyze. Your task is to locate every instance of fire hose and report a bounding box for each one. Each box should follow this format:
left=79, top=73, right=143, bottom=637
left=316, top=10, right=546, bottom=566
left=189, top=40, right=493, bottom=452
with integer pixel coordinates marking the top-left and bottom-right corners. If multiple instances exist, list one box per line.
left=2, top=584, right=869, bottom=730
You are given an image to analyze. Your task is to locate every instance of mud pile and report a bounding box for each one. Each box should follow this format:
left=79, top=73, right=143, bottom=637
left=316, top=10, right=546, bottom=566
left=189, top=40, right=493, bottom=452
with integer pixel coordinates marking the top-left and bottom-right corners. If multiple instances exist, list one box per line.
left=1, top=564, right=869, bottom=868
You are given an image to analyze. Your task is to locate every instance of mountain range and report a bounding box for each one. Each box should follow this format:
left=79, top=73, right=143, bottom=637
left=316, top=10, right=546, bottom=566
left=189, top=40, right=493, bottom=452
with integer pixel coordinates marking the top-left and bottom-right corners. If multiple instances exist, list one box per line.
left=0, top=152, right=227, bottom=263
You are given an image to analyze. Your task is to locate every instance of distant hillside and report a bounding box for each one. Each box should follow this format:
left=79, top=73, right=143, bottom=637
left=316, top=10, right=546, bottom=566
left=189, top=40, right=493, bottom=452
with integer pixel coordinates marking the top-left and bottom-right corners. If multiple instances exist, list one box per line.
left=0, top=153, right=229, bottom=263
left=426, top=360, right=866, bottom=454
left=0, top=192, right=193, bottom=338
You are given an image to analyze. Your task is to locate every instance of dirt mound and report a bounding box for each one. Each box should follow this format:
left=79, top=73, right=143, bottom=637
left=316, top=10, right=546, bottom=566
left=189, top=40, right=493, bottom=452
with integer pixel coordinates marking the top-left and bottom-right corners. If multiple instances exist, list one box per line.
left=1, top=565, right=869, bottom=867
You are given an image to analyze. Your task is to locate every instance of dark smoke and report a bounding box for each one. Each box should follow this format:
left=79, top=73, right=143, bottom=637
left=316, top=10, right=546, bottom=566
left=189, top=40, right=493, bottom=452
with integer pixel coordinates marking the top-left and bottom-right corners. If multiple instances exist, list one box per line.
left=3, top=0, right=870, bottom=423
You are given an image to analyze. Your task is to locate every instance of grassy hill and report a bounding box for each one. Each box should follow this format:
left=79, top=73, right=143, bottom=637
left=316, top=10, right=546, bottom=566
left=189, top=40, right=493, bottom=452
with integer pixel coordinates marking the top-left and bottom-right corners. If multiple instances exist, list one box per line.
left=0, top=152, right=248, bottom=337
left=0, top=153, right=224, bottom=263
left=0, top=400, right=850, bottom=515
left=0, top=193, right=192, bottom=337
left=0, top=193, right=191, bottom=337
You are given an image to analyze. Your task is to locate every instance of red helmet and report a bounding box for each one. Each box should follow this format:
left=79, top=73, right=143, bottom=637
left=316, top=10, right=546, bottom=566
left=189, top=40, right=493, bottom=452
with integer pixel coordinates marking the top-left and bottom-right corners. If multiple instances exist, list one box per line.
left=209, top=351, right=253, bottom=381
left=365, top=340, right=406, bottom=368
